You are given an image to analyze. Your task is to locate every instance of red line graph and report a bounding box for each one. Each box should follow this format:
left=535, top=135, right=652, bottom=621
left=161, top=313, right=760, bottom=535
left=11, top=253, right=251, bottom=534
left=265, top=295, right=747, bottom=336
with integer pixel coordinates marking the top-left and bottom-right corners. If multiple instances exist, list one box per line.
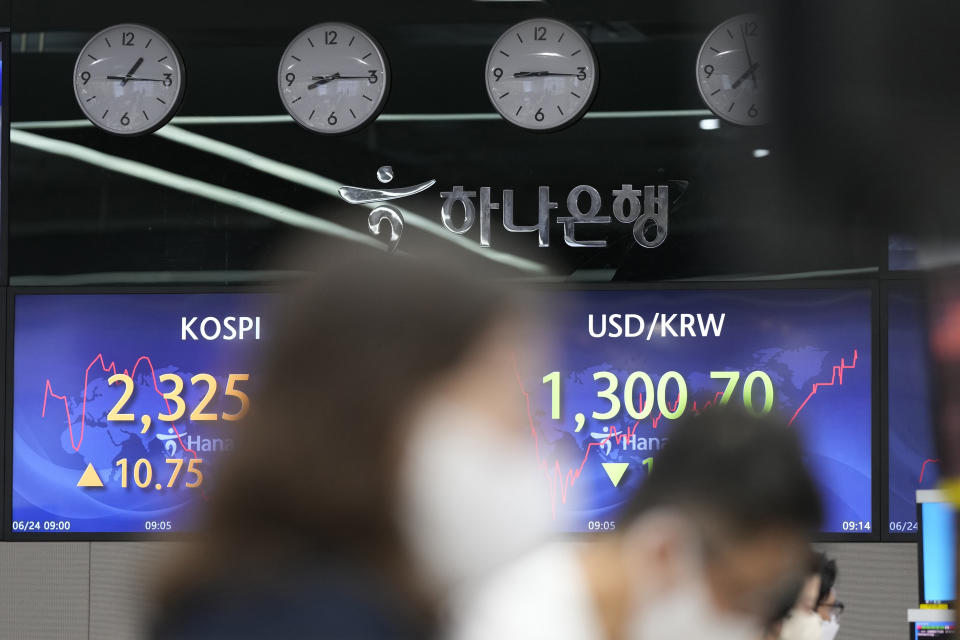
left=920, top=458, right=941, bottom=485
left=787, top=350, right=858, bottom=426
left=42, top=353, right=197, bottom=459
left=516, top=350, right=861, bottom=517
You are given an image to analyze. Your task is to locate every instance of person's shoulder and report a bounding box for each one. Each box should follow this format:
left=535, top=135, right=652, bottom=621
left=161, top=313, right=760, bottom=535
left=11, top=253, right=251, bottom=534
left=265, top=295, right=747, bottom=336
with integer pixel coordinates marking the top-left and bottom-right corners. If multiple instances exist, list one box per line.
left=448, top=542, right=598, bottom=640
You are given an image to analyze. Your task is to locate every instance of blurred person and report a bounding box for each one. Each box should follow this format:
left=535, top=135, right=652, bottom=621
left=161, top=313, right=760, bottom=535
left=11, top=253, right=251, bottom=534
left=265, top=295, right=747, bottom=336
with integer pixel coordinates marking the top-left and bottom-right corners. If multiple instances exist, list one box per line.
left=779, top=553, right=825, bottom=640
left=151, top=249, right=552, bottom=639
left=451, top=409, right=822, bottom=640
left=815, top=556, right=842, bottom=640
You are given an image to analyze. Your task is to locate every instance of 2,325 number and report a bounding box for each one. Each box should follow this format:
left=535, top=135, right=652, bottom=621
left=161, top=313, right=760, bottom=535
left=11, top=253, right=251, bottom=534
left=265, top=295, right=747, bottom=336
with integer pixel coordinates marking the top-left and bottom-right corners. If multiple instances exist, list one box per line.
left=106, top=373, right=251, bottom=423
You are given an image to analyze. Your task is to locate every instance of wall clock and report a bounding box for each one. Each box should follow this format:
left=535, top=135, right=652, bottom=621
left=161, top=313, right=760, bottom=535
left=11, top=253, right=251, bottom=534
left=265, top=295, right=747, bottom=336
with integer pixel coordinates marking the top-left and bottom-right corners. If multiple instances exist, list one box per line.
left=278, top=23, right=390, bottom=135
left=73, top=24, right=185, bottom=135
left=484, top=18, right=598, bottom=131
left=696, top=14, right=768, bottom=126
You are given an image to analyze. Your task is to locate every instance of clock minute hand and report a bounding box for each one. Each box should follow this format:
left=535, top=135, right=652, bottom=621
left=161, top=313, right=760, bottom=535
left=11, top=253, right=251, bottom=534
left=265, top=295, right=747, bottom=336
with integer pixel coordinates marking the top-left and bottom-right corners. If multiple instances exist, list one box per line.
left=513, top=71, right=576, bottom=78
left=730, top=61, right=760, bottom=90
left=105, top=75, right=162, bottom=82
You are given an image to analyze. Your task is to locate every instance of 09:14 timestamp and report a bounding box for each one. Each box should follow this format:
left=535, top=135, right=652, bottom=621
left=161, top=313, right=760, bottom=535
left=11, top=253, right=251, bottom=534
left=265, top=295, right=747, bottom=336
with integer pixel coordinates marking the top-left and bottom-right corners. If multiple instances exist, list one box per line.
left=841, top=520, right=871, bottom=532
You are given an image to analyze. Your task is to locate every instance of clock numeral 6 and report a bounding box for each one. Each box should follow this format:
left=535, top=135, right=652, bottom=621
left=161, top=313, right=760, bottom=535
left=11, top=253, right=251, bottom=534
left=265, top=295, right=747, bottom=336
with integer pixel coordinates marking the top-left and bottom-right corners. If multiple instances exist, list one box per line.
left=285, top=72, right=295, bottom=87
left=703, top=64, right=714, bottom=78
left=748, top=104, right=759, bottom=118
left=120, top=112, right=130, bottom=126
left=327, top=111, right=338, bottom=126
left=535, top=108, right=545, bottom=122
left=80, top=71, right=91, bottom=85
left=493, top=68, right=503, bottom=81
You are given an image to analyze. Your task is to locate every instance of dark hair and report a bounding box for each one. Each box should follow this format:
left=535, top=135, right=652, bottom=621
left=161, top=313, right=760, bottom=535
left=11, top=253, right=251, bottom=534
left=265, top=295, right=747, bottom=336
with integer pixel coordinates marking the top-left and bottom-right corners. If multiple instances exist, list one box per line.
left=157, top=249, right=513, bottom=609
left=817, top=555, right=838, bottom=605
left=620, top=408, right=822, bottom=540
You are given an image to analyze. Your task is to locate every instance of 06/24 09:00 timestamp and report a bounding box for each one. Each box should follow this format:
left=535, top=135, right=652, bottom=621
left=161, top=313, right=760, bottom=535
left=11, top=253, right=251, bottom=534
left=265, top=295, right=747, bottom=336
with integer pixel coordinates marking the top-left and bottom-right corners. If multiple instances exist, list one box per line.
left=12, top=520, right=71, bottom=532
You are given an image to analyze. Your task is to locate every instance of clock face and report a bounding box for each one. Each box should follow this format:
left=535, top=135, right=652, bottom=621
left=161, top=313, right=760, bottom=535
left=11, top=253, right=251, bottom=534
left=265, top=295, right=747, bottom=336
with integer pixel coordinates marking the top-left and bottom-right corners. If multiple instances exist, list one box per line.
left=696, top=14, right=768, bottom=126
left=485, top=18, right=598, bottom=131
left=73, top=24, right=185, bottom=135
left=278, top=23, right=389, bottom=135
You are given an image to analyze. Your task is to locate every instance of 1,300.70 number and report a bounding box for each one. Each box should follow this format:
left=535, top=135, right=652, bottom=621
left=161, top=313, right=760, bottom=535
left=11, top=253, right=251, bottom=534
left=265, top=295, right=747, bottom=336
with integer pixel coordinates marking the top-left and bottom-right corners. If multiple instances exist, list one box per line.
left=106, top=373, right=251, bottom=423
left=541, top=370, right=774, bottom=422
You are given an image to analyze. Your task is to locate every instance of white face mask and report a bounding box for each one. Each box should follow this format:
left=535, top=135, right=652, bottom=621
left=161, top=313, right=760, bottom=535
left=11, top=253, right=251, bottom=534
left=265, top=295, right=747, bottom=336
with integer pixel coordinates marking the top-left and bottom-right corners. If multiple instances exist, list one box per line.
left=629, top=575, right=760, bottom=640
left=398, top=402, right=552, bottom=591
left=780, top=611, right=823, bottom=640
left=820, top=614, right=840, bottom=640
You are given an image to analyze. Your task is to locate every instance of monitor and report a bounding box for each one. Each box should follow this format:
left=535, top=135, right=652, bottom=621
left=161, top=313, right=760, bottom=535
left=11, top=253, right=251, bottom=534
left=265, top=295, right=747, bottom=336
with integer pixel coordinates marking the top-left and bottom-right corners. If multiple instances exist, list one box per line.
left=6, top=291, right=273, bottom=537
left=888, top=285, right=939, bottom=536
left=516, top=287, right=874, bottom=534
left=913, top=621, right=956, bottom=639
left=918, top=490, right=957, bottom=605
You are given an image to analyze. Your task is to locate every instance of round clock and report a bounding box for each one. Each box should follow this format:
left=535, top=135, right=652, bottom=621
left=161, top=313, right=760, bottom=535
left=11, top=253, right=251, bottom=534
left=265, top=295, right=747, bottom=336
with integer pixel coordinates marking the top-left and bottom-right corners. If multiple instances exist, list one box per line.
left=278, top=23, right=390, bottom=135
left=73, top=24, right=185, bottom=136
left=696, top=14, right=768, bottom=126
left=484, top=18, right=598, bottom=131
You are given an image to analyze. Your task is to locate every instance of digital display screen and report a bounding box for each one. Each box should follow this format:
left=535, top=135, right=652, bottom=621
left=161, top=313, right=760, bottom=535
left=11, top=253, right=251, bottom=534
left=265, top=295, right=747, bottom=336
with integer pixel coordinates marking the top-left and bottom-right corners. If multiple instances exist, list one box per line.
left=921, top=500, right=956, bottom=604
left=915, top=622, right=956, bottom=639
left=9, top=293, right=271, bottom=535
left=515, top=288, right=873, bottom=534
left=888, top=287, right=940, bottom=535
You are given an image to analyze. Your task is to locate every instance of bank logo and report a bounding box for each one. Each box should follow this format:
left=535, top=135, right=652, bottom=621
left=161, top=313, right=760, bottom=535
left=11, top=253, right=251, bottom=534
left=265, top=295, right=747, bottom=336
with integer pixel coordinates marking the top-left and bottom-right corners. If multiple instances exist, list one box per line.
left=338, top=166, right=680, bottom=252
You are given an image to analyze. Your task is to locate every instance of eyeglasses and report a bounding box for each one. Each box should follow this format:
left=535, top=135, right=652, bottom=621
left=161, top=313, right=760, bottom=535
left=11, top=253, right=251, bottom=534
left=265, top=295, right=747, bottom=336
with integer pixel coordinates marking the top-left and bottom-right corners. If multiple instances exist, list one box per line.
left=817, top=601, right=845, bottom=617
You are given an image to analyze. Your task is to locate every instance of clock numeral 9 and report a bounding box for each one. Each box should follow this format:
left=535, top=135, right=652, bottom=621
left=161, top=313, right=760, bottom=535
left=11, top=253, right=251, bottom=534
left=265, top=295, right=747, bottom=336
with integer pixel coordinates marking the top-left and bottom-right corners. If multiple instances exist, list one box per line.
left=324, top=30, right=338, bottom=45
left=703, top=64, right=714, bottom=78
left=748, top=104, right=758, bottom=118
left=534, top=26, right=547, bottom=41
left=163, top=73, right=173, bottom=87
left=80, top=71, right=91, bottom=85
left=535, top=108, right=545, bottom=122
left=327, top=111, right=338, bottom=126
left=493, top=67, right=503, bottom=81
left=120, top=112, right=130, bottom=126
left=576, top=66, right=587, bottom=81
left=285, top=72, right=295, bottom=87
left=368, top=70, right=378, bottom=84
left=122, top=31, right=135, bottom=46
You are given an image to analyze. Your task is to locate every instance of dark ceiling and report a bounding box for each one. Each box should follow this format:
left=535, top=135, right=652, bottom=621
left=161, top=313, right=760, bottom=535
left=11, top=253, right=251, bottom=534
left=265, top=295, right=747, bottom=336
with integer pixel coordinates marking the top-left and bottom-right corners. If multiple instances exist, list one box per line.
left=4, top=1, right=958, bottom=284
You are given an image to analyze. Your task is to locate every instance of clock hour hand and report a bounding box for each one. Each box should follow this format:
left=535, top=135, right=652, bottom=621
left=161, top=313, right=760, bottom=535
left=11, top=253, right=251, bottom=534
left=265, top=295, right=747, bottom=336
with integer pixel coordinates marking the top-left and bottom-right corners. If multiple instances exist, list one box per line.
left=513, top=71, right=577, bottom=78
left=730, top=61, right=760, bottom=90
left=308, top=73, right=370, bottom=90
left=119, top=57, right=144, bottom=87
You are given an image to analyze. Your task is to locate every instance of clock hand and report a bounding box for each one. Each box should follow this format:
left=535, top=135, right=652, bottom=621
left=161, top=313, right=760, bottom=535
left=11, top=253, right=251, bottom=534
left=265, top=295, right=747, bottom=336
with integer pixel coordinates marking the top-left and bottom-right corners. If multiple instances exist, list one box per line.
left=120, top=57, right=144, bottom=87
left=513, top=71, right=577, bottom=78
left=730, top=61, right=760, bottom=90
left=307, top=73, right=371, bottom=90
left=105, top=75, right=163, bottom=82
left=740, top=25, right=758, bottom=89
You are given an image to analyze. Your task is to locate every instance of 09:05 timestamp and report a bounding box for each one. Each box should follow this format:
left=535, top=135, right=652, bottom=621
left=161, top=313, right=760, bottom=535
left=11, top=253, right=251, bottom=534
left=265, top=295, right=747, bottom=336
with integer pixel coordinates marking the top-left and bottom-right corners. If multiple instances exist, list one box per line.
left=12, top=520, right=72, bottom=532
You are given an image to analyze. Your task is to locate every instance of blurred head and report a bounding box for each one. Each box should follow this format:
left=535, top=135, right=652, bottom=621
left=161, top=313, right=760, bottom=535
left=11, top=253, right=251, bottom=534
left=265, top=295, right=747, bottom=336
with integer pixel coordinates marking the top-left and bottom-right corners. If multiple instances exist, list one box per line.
left=614, top=409, right=822, bottom=640
left=159, top=248, right=549, bottom=612
left=815, top=556, right=839, bottom=622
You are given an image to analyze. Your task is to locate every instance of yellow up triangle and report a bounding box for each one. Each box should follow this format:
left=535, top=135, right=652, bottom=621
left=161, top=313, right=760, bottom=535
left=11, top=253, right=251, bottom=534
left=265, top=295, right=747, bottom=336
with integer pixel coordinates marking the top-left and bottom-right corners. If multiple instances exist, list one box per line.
left=77, top=463, right=104, bottom=488
left=601, top=462, right=629, bottom=487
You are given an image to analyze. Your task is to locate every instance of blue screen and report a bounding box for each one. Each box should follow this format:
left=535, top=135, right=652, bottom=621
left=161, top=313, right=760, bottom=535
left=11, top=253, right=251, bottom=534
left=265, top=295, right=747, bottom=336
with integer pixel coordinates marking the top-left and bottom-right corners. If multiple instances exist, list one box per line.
left=916, top=622, right=956, bottom=639
left=516, top=288, right=873, bottom=534
left=888, top=288, right=940, bottom=534
left=10, top=293, right=272, bottom=534
left=922, top=501, right=957, bottom=603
